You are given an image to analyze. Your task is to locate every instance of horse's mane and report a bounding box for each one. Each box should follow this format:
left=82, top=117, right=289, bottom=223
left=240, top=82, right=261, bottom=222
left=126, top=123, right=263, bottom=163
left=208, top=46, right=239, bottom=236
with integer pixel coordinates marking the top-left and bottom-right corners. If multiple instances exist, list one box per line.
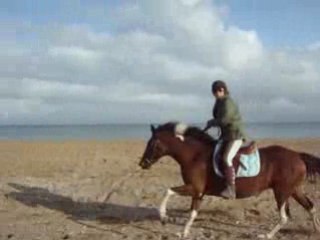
left=156, top=122, right=215, bottom=146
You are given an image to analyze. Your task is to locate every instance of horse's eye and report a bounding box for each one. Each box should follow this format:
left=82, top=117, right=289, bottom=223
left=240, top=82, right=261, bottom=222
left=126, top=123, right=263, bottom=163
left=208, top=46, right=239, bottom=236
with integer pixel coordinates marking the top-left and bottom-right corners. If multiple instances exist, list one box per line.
left=154, top=141, right=161, bottom=150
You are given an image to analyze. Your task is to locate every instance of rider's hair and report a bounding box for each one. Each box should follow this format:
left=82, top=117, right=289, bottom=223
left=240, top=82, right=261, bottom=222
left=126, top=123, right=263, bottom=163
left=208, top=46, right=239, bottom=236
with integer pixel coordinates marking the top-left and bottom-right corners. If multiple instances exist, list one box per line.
left=211, top=80, right=229, bottom=95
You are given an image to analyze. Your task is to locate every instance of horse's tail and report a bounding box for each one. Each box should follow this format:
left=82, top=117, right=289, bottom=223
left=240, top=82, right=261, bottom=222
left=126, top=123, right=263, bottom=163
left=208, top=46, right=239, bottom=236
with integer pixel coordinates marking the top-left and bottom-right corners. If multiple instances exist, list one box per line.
left=300, top=152, right=320, bottom=182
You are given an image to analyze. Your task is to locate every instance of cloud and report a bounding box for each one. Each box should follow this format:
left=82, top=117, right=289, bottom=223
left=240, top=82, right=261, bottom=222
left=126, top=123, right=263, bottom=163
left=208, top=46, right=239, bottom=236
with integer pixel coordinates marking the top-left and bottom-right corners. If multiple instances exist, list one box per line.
left=1, top=0, right=320, bottom=125
left=307, top=41, right=320, bottom=51
left=48, top=46, right=100, bottom=60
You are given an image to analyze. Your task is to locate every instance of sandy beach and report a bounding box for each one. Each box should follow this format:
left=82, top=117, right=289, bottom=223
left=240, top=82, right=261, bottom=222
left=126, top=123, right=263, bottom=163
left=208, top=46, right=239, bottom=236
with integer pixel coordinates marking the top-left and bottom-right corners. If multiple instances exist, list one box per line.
left=0, top=139, right=319, bottom=240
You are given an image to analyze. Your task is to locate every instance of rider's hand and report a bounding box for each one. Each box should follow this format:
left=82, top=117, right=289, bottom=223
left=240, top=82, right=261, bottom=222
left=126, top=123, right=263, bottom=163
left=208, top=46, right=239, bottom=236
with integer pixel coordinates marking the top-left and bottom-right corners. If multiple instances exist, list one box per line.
left=206, top=119, right=217, bottom=127
left=204, top=119, right=216, bottom=131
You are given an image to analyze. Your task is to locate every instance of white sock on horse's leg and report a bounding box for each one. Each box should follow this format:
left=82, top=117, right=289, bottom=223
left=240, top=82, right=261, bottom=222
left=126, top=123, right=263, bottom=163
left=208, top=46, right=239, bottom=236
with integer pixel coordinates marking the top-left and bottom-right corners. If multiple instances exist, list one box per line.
left=310, top=207, right=320, bottom=232
left=182, top=210, right=198, bottom=238
left=159, top=189, right=175, bottom=220
left=264, top=203, right=288, bottom=239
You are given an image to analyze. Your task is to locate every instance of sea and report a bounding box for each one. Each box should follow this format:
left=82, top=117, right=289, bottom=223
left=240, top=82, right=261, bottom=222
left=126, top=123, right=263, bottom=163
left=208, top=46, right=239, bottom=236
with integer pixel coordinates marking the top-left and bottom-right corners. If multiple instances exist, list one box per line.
left=1, top=122, right=320, bottom=141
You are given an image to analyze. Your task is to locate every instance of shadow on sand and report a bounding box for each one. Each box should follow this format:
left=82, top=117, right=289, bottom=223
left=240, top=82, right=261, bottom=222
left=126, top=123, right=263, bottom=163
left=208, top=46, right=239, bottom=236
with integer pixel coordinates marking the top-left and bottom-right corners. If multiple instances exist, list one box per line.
left=6, top=183, right=159, bottom=225
left=7, top=183, right=311, bottom=238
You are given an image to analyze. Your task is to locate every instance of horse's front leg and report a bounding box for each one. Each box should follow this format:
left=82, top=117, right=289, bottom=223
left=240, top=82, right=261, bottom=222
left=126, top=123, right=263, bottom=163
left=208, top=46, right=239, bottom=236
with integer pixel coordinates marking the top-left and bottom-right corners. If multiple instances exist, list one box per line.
left=159, top=185, right=195, bottom=224
left=180, top=197, right=201, bottom=239
left=159, top=188, right=175, bottom=224
left=159, top=185, right=202, bottom=239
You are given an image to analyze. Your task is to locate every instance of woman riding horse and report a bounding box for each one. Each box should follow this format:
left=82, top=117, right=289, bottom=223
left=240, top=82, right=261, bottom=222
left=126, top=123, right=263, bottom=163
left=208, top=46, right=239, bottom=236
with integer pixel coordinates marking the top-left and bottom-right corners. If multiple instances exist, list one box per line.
left=205, top=80, right=246, bottom=199
left=139, top=122, right=320, bottom=239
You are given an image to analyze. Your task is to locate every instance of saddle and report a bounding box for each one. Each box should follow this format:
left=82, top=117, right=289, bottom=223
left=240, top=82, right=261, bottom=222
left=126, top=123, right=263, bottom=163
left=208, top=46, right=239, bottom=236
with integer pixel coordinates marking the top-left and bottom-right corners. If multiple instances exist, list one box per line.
left=216, top=141, right=257, bottom=174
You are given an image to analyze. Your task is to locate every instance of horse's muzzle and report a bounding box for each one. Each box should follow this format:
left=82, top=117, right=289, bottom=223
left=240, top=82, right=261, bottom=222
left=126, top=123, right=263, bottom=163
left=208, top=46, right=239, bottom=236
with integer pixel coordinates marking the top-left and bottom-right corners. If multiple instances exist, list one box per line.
left=139, top=160, right=151, bottom=169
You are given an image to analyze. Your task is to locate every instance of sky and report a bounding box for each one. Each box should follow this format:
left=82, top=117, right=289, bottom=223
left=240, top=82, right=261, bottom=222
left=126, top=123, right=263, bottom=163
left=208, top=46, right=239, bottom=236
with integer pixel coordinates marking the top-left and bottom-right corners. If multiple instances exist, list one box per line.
left=1, top=0, right=320, bottom=125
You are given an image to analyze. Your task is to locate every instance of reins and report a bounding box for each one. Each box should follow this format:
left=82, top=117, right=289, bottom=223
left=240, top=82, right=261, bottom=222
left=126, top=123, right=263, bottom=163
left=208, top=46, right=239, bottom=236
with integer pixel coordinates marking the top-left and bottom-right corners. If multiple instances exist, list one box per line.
left=98, top=163, right=144, bottom=203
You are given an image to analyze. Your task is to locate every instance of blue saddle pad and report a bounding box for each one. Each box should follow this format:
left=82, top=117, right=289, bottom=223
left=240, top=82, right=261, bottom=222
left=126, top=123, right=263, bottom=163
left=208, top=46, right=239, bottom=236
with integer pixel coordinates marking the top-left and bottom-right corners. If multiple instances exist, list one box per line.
left=213, top=141, right=261, bottom=178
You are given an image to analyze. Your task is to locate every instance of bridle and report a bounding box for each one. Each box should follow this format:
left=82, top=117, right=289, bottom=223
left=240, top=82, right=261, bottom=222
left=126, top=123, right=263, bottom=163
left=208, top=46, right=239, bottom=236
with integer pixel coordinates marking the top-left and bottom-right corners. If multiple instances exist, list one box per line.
left=144, top=156, right=154, bottom=166
left=143, top=138, right=159, bottom=165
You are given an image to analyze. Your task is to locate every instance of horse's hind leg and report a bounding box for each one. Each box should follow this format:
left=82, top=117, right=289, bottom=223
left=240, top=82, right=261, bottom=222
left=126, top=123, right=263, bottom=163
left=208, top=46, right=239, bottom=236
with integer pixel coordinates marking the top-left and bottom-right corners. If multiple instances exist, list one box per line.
left=285, top=200, right=292, bottom=219
left=258, top=190, right=290, bottom=239
left=292, top=188, right=320, bottom=233
left=261, top=203, right=289, bottom=239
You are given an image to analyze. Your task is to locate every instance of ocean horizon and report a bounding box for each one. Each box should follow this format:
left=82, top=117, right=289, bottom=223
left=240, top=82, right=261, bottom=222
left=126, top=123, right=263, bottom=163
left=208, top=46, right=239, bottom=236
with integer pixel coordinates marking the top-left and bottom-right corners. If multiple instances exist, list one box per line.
left=1, top=122, right=320, bottom=141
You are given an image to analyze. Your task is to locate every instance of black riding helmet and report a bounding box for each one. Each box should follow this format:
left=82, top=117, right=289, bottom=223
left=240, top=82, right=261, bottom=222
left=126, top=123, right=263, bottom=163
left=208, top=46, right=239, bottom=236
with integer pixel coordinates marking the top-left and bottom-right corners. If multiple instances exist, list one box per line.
left=211, top=80, right=229, bottom=95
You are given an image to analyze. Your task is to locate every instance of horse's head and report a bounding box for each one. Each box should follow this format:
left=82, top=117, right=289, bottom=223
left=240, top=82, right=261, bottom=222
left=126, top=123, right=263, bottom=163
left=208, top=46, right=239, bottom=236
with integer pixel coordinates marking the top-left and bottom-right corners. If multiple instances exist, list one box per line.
left=139, top=124, right=172, bottom=169
left=139, top=122, right=215, bottom=169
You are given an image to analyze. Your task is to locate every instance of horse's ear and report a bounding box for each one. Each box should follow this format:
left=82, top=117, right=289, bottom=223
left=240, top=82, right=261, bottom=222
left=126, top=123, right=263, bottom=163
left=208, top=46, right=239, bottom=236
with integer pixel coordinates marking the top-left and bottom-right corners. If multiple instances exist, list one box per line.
left=150, top=124, right=156, bottom=134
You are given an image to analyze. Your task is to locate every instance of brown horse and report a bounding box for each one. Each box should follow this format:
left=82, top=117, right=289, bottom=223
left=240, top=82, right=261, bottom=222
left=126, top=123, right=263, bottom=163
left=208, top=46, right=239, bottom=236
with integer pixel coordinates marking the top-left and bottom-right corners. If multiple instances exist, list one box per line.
left=139, top=122, right=320, bottom=239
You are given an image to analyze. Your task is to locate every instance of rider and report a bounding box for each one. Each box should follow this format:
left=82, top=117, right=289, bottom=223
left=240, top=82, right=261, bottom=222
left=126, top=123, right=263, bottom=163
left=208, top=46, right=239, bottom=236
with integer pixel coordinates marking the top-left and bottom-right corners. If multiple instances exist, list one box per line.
left=204, top=80, right=246, bottom=199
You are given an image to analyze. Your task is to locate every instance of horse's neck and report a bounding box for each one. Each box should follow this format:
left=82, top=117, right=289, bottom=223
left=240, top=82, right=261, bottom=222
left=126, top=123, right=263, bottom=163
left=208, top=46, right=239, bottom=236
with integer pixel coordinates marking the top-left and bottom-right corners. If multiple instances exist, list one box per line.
left=166, top=137, right=207, bottom=166
left=165, top=137, right=185, bottom=164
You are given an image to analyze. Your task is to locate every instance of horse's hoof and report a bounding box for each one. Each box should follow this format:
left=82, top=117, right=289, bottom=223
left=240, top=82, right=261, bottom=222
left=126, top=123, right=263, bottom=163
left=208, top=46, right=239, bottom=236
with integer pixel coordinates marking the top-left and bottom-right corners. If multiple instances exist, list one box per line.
left=313, top=213, right=320, bottom=232
left=175, top=232, right=182, bottom=239
left=257, top=234, right=266, bottom=239
left=258, top=233, right=273, bottom=239
left=175, top=232, right=191, bottom=240
left=175, top=232, right=186, bottom=239
left=160, top=216, right=168, bottom=225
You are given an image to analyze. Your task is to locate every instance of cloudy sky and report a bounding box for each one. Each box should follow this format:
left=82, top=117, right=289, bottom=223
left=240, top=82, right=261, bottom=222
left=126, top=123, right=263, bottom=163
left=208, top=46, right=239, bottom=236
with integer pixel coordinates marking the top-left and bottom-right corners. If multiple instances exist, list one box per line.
left=2, top=0, right=320, bottom=125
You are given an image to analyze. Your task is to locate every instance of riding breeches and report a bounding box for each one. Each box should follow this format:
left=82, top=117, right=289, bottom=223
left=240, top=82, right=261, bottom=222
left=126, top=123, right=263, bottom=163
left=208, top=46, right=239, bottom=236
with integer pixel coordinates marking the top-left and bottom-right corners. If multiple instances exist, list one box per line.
left=223, top=139, right=243, bottom=167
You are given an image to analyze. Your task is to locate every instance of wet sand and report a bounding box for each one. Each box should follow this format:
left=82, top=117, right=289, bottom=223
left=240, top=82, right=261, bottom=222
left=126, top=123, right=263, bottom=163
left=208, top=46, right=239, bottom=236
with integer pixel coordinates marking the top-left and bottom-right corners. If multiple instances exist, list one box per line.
left=0, top=139, right=319, bottom=240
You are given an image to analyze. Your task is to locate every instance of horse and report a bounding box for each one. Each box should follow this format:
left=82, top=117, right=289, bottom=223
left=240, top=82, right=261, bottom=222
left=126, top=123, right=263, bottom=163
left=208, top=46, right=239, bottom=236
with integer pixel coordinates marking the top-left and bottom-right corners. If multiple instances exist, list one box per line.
left=138, top=122, right=320, bottom=239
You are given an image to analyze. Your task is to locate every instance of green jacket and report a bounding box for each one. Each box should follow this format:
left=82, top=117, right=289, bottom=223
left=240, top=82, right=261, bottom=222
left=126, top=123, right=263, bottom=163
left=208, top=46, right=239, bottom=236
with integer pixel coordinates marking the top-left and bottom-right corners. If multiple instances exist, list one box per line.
left=209, top=96, right=246, bottom=141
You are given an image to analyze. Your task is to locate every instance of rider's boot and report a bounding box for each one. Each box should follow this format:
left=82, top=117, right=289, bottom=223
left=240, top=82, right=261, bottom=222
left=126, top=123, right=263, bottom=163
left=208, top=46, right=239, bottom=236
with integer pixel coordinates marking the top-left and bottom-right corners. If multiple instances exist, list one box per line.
left=221, top=166, right=236, bottom=199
